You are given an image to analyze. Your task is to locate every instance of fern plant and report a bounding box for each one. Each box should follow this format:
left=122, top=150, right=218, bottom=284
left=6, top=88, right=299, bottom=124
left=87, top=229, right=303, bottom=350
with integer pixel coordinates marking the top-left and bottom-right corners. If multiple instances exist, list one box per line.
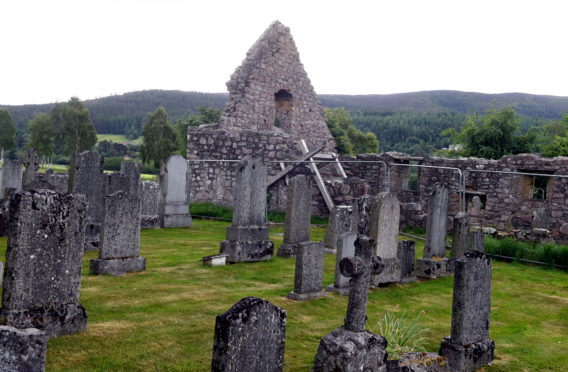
left=369, top=309, right=430, bottom=356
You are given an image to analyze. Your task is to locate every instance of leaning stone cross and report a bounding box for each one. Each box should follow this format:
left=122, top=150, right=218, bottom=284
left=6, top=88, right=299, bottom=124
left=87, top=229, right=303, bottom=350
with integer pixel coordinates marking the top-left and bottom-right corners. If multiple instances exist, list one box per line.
left=21, top=148, right=41, bottom=187
left=339, top=255, right=384, bottom=332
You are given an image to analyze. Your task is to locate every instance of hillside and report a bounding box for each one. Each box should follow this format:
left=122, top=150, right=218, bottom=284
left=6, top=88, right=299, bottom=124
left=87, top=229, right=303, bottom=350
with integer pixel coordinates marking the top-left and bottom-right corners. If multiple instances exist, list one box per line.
left=3, top=89, right=568, bottom=155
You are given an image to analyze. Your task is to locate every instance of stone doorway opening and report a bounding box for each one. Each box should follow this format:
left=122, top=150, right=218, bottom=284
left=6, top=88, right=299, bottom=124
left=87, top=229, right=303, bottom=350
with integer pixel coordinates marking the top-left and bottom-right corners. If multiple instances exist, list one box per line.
left=274, top=89, right=293, bottom=129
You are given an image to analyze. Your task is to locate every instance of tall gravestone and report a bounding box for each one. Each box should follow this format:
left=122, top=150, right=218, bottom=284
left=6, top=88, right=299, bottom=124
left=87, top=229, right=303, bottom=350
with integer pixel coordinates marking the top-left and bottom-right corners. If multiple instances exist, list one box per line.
left=21, top=148, right=41, bottom=190
left=467, top=229, right=484, bottom=253
left=314, top=252, right=388, bottom=372
left=397, top=240, right=416, bottom=283
left=326, top=232, right=357, bottom=295
left=0, top=159, right=22, bottom=197
left=440, top=251, right=494, bottom=371
left=1, top=190, right=88, bottom=338
left=141, top=180, right=160, bottom=228
left=278, top=175, right=312, bottom=257
left=288, top=241, right=325, bottom=300
left=90, top=162, right=145, bottom=275
left=220, top=157, right=274, bottom=262
left=0, top=326, right=48, bottom=371
left=323, top=205, right=352, bottom=254
left=212, top=297, right=286, bottom=372
left=351, top=196, right=372, bottom=236
left=415, top=184, right=450, bottom=279
left=159, top=155, right=191, bottom=228
left=68, top=151, right=104, bottom=251
left=369, top=192, right=401, bottom=285
left=449, top=211, right=469, bottom=272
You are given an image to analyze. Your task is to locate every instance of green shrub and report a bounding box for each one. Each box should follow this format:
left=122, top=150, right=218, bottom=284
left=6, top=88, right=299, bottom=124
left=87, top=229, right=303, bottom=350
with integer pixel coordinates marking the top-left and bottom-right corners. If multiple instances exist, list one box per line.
left=485, top=237, right=568, bottom=267
left=371, top=309, right=429, bottom=356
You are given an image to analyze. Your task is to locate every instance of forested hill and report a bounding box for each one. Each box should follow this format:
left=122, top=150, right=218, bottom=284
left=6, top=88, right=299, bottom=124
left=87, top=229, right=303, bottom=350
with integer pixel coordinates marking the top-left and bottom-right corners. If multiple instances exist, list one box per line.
left=3, top=89, right=568, bottom=155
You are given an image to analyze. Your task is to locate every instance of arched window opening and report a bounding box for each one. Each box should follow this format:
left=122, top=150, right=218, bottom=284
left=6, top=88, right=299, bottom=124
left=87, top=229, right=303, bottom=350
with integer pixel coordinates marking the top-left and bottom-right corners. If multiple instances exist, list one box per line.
left=274, top=89, right=293, bottom=129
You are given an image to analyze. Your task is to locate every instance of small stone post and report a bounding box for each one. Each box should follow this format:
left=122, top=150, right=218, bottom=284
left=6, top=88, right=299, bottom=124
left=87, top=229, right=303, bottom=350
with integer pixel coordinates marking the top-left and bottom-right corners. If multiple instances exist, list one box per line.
left=440, top=251, right=494, bottom=371
left=288, top=241, right=326, bottom=300
left=323, top=205, right=352, bottom=254
left=278, top=175, right=312, bottom=257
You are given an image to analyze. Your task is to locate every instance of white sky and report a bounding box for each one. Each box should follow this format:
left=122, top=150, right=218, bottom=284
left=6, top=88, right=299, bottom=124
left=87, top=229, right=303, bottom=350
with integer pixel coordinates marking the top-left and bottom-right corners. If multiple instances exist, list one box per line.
left=1, top=0, right=568, bottom=105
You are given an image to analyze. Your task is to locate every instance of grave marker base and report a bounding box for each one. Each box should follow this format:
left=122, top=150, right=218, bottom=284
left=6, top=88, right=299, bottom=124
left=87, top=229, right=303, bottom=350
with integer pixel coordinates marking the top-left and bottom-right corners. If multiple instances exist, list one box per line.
left=414, top=258, right=450, bottom=279
left=440, top=336, right=494, bottom=372
left=90, top=257, right=146, bottom=276
left=220, top=237, right=274, bottom=263
left=0, top=326, right=47, bottom=371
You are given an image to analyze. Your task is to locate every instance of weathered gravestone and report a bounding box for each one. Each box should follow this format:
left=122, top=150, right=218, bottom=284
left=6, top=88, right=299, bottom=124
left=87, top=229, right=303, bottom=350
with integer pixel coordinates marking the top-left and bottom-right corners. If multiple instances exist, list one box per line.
left=141, top=180, right=160, bottom=228
left=44, top=168, right=69, bottom=193
left=466, top=229, right=484, bottom=253
left=21, top=148, right=41, bottom=190
left=278, top=175, right=312, bottom=257
left=159, top=155, right=191, bottom=228
left=326, top=232, right=357, bottom=295
left=288, top=241, right=326, bottom=300
left=68, top=151, right=104, bottom=251
left=323, top=205, right=352, bottom=254
left=369, top=192, right=402, bottom=285
left=448, top=211, right=469, bottom=272
left=212, top=297, right=286, bottom=372
left=0, top=326, right=48, bottom=372
left=1, top=190, right=87, bottom=338
left=0, top=159, right=22, bottom=197
left=415, top=184, right=450, bottom=279
left=351, top=195, right=372, bottom=236
left=397, top=240, right=416, bottom=284
left=313, top=251, right=388, bottom=372
left=532, top=207, right=549, bottom=229
left=90, top=162, right=145, bottom=275
left=440, top=251, right=494, bottom=371
left=220, top=156, right=274, bottom=262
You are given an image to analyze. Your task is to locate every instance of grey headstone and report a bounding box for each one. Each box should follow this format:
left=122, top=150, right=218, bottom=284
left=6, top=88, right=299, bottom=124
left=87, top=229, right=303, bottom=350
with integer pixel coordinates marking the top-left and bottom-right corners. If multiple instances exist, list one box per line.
left=323, top=205, right=352, bottom=254
left=327, top=232, right=357, bottom=295
left=278, top=175, right=312, bottom=257
left=532, top=207, right=549, bottom=229
left=21, top=148, right=41, bottom=190
left=397, top=240, right=416, bottom=283
left=0, top=326, right=47, bottom=372
left=211, top=297, right=286, bottom=372
left=369, top=192, right=400, bottom=259
left=450, top=212, right=469, bottom=260
left=0, top=159, right=22, bottom=197
left=440, top=251, right=494, bottom=371
left=351, top=196, right=372, bottom=236
left=424, top=184, right=449, bottom=258
left=1, top=190, right=87, bottom=338
left=471, top=196, right=481, bottom=216
left=288, top=241, right=326, bottom=300
left=159, top=155, right=192, bottom=228
left=467, top=229, right=484, bottom=253
left=68, top=151, right=104, bottom=251
left=141, top=180, right=160, bottom=228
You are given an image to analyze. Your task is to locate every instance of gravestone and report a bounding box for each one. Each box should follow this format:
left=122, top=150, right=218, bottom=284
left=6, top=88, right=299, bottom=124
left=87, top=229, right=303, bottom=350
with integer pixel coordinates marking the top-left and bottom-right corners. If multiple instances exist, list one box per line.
left=288, top=241, right=326, bottom=300
left=323, top=205, right=352, bottom=254
left=440, top=251, right=494, bottom=371
left=212, top=297, right=286, bottom=372
left=159, top=155, right=191, bottom=228
left=0, top=159, right=22, bottom=197
left=467, top=229, right=484, bottom=253
left=351, top=196, right=372, bottom=236
left=326, top=232, right=357, bottom=295
left=68, top=151, right=104, bottom=251
left=415, top=185, right=450, bottom=279
left=449, top=212, right=469, bottom=272
left=141, top=180, right=160, bottom=228
left=220, top=157, right=274, bottom=262
left=0, top=326, right=47, bottom=372
left=1, top=190, right=87, bottom=338
left=21, top=148, right=41, bottom=190
left=313, top=254, right=388, bottom=372
left=278, top=175, right=312, bottom=257
left=469, top=195, right=482, bottom=225
left=532, top=207, right=549, bottom=229
left=90, top=163, right=145, bottom=275
left=44, top=169, right=69, bottom=193
left=397, top=240, right=416, bottom=283
left=369, top=192, right=402, bottom=285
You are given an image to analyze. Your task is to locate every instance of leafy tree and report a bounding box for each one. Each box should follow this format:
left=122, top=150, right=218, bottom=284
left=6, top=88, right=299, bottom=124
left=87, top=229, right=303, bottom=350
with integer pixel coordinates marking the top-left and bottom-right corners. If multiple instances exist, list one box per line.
left=50, top=103, right=66, bottom=154
left=140, top=107, right=179, bottom=168
left=28, top=113, right=55, bottom=156
left=173, top=106, right=223, bottom=154
left=539, top=114, right=568, bottom=157
left=55, top=97, right=97, bottom=155
left=0, top=109, right=17, bottom=152
left=324, top=108, right=379, bottom=155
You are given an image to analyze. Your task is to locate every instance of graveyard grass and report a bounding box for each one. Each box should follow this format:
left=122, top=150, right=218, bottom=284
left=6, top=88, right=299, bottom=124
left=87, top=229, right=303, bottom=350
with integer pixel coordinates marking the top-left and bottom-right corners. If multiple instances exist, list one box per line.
left=0, top=220, right=567, bottom=371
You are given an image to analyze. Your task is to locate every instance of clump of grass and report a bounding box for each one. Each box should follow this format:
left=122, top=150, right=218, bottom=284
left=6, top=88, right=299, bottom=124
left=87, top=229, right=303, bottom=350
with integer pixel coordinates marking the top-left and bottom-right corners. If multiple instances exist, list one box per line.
left=485, top=237, right=568, bottom=267
left=190, top=202, right=233, bottom=220
left=370, top=309, right=430, bottom=356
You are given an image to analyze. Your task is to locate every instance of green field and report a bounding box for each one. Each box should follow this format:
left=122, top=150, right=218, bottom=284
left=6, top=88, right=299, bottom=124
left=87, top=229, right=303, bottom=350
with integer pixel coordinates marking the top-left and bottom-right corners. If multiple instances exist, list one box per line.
left=97, top=134, right=143, bottom=145
left=0, top=220, right=566, bottom=371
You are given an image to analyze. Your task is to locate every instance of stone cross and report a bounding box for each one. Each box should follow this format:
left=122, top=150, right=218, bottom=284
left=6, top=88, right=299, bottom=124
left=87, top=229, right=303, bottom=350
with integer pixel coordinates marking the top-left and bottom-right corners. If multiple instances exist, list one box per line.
left=339, top=254, right=384, bottom=332
left=21, top=148, right=41, bottom=189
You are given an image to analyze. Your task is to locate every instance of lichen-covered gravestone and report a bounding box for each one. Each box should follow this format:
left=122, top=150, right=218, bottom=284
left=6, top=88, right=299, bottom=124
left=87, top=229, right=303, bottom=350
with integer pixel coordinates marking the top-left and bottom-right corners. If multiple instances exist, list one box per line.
left=68, top=151, right=104, bottom=251
left=288, top=241, right=326, bottom=300
left=440, top=251, right=494, bottom=371
left=220, top=156, right=274, bottom=262
left=159, top=155, right=191, bottom=228
left=0, top=326, right=48, bottom=371
left=1, top=190, right=88, bottom=338
left=326, top=232, right=357, bottom=295
left=278, top=175, right=312, bottom=257
left=397, top=240, right=416, bottom=283
left=212, top=297, right=286, bottom=372
left=415, top=184, right=450, bottom=279
left=0, top=159, right=22, bottom=197
left=351, top=196, right=372, bottom=236
left=90, top=162, right=145, bottom=275
left=21, top=148, right=41, bottom=190
left=141, top=180, right=160, bottom=228
left=323, top=205, right=352, bottom=254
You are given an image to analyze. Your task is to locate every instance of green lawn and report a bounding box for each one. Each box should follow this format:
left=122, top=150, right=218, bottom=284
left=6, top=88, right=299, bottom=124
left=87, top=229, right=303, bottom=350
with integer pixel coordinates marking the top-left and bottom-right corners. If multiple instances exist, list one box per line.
left=0, top=220, right=566, bottom=371
left=97, top=134, right=143, bottom=145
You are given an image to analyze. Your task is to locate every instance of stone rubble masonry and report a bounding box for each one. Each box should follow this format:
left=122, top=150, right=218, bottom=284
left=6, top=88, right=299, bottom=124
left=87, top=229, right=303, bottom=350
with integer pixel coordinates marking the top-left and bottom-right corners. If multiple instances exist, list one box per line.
left=440, top=251, right=494, bottom=372
left=326, top=232, right=357, bottom=295
left=1, top=190, right=88, bottom=338
left=68, top=151, right=104, bottom=251
left=0, top=326, right=48, bottom=372
left=424, top=184, right=449, bottom=258
left=141, top=180, right=160, bottom=228
left=0, top=159, right=22, bottom=198
left=288, top=241, right=326, bottom=300
left=323, top=205, right=352, bottom=254
left=278, top=175, right=312, bottom=257
left=90, top=162, right=145, bottom=275
left=397, top=240, right=417, bottom=284
left=220, top=157, right=274, bottom=262
left=159, top=155, right=192, bottom=228
left=211, top=296, right=286, bottom=372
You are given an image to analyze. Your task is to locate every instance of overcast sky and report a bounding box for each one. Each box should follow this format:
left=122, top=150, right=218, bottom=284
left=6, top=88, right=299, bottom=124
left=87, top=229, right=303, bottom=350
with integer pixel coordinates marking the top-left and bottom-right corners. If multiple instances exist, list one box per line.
left=1, top=0, right=567, bottom=105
